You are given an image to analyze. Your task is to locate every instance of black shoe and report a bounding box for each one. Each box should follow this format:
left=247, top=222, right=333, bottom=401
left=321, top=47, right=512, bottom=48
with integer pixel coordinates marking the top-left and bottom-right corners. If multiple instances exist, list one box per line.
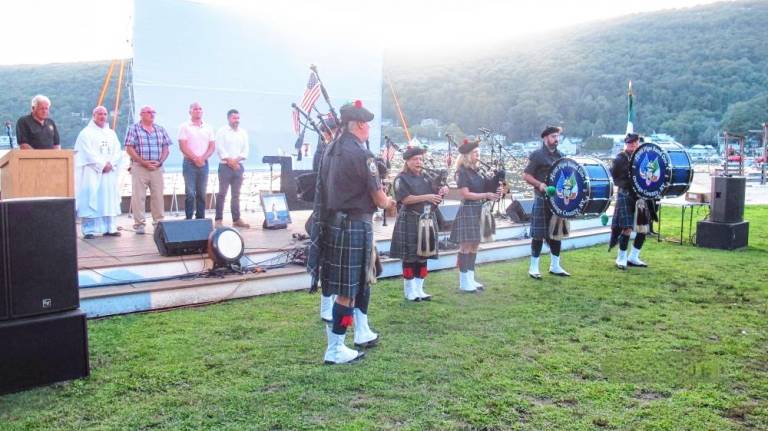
left=549, top=270, right=571, bottom=277
left=616, top=263, right=627, bottom=270
left=324, top=351, right=366, bottom=365
left=83, top=234, right=95, bottom=239
left=103, top=231, right=121, bottom=237
left=529, top=272, right=542, bottom=280
left=627, top=261, right=648, bottom=268
left=355, top=336, right=379, bottom=349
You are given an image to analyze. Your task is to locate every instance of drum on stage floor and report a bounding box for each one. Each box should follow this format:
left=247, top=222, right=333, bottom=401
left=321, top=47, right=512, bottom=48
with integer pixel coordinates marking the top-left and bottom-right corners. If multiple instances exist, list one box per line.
left=546, top=157, right=614, bottom=218
left=630, top=142, right=693, bottom=199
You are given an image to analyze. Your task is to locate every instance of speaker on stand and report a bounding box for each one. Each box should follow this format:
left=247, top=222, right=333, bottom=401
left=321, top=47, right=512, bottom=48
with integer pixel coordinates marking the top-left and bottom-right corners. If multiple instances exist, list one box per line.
left=697, top=176, right=749, bottom=250
left=0, top=198, right=89, bottom=394
left=0, top=198, right=79, bottom=320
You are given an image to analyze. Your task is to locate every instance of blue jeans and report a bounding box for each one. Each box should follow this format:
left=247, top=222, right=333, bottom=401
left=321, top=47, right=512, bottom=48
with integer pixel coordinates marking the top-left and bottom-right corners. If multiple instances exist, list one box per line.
left=183, top=158, right=209, bottom=219
left=215, top=163, right=245, bottom=221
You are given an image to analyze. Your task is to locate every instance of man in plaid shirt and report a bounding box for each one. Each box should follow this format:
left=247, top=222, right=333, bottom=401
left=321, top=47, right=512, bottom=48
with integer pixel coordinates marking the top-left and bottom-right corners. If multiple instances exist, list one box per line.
left=125, top=105, right=172, bottom=234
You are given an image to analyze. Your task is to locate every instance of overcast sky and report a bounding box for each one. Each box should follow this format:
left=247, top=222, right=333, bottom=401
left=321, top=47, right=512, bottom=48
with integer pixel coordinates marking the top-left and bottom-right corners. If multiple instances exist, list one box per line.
left=0, top=0, right=722, bottom=65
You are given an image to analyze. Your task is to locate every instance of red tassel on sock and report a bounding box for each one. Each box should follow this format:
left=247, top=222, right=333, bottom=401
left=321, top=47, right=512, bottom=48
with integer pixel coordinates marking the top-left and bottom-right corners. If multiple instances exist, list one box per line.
left=340, top=314, right=354, bottom=328
left=418, top=265, right=428, bottom=279
left=403, top=266, right=414, bottom=279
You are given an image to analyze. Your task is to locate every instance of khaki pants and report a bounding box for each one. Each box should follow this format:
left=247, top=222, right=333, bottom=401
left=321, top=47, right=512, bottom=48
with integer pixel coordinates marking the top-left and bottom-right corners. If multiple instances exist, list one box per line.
left=131, top=161, right=165, bottom=227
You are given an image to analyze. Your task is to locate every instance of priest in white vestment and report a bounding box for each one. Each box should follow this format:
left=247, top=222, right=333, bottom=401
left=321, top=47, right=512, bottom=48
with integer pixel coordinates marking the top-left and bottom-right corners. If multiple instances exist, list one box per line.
left=74, top=106, right=125, bottom=238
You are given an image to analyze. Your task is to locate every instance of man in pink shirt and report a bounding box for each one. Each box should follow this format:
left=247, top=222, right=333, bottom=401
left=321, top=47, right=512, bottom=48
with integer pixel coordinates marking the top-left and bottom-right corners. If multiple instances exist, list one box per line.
left=178, top=102, right=216, bottom=219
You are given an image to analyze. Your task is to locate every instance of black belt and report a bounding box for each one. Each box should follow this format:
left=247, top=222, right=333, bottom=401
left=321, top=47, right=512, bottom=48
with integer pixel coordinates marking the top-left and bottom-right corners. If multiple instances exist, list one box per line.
left=326, top=211, right=373, bottom=226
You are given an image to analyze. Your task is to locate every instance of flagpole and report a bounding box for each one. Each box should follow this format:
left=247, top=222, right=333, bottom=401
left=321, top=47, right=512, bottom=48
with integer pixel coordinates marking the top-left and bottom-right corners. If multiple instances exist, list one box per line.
left=626, top=80, right=635, bottom=135
left=387, top=77, right=412, bottom=144
left=309, top=65, right=340, bottom=130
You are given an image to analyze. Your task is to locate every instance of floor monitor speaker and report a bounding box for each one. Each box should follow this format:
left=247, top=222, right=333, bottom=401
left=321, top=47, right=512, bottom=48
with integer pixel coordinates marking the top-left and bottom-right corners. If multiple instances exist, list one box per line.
left=154, top=219, right=213, bottom=256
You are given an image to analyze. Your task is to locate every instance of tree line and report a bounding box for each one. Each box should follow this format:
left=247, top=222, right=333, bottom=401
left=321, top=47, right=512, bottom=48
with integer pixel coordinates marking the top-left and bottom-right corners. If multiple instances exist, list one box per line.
left=383, top=1, right=768, bottom=145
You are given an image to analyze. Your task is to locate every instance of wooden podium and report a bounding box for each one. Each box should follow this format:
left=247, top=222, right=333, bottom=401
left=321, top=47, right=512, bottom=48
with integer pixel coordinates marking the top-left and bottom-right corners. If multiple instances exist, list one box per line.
left=0, top=149, right=75, bottom=199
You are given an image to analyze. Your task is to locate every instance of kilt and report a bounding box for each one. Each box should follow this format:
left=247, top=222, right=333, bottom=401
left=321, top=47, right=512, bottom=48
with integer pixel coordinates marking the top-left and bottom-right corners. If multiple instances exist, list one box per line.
left=449, top=200, right=483, bottom=243
left=389, top=209, right=439, bottom=261
left=320, top=217, right=374, bottom=298
left=612, top=190, right=636, bottom=229
left=529, top=195, right=553, bottom=240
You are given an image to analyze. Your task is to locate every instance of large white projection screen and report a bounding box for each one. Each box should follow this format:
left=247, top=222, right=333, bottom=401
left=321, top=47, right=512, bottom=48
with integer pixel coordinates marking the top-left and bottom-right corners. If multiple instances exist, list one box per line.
left=132, top=0, right=383, bottom=170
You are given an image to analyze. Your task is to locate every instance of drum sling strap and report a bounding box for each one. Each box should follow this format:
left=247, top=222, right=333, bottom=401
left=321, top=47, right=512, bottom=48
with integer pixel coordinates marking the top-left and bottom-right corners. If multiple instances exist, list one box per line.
left=479, top=202, right=496, bottom=243
left=416, top=208, right=439, bottom=258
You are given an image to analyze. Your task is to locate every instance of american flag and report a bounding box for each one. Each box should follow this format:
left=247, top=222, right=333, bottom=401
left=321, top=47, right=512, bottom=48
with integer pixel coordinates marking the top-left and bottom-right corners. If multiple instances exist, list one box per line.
left=292, top=72, right=321, bottom=134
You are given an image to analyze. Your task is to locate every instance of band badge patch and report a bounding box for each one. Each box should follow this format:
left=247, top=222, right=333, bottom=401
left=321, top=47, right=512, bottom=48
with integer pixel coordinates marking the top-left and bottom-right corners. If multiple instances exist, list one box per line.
left=48, top=124, right=54, bottom=131
left=367, top=158, right=378, bottom=177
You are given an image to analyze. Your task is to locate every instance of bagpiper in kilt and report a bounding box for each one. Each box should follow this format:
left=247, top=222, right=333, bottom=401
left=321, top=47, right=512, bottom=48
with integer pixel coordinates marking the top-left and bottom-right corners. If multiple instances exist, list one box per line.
left=522, top=126, right=570, bottom=279
left=451, top=139, right=501, bottom=292
left=609, top=133, right=649, bottom=270
left=389, top=147, right=446, bottom=301
left=308, top=100, right=396, bottom=365
left=313, top=115, right=340, bottom=324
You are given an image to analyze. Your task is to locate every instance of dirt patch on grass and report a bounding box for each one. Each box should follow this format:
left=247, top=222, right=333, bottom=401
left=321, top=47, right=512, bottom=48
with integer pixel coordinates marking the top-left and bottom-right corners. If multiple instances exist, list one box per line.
left=633, top=389, right=669, bottom=404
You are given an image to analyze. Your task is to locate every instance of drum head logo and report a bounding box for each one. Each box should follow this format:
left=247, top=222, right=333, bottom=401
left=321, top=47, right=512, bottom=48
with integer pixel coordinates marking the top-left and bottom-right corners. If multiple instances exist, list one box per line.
left=639, top=155, right=661, bottom=186
left=631, top=144, right=669, bottom=199
left=556, top=172, right=579, bottom=204
left=547, top=159, right=587, bottom=218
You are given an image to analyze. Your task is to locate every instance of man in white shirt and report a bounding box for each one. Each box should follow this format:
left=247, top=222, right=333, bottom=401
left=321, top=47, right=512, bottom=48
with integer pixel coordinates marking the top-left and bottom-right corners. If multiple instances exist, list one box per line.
left=214, top=109, right=250, bottom=228
left=74, top=106, right=124, bottom=238
left=178, top=102, right=216, bottom=220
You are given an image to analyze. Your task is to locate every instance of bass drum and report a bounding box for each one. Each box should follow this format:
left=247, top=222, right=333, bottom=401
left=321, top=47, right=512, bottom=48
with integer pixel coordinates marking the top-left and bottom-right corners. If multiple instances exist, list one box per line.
left=546, top=157, right=614, bottom=218
left=630, top=142, right=693, bottom=199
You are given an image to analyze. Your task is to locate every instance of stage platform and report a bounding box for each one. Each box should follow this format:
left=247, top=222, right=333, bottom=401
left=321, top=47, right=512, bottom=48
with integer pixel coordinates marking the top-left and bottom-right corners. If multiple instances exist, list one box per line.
left=77, top=205, right=613, bottom=318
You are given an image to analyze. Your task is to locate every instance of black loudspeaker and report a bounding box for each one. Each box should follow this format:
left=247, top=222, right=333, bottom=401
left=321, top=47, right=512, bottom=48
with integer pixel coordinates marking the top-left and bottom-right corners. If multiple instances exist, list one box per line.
left=282, top=169, right=314, bottom=211
left=0, top=309, right=89, bottom=395
left=436, top=204, right=461, bottom=231
left=153, top=219, right=212, bottom=256
left=710, top=176, right=746, bottom=223
left=0, top=198, right=79, bottom=320
left=0, top=224, right=7, bottom=320
left=505, top=198, right=534, bottom=223
left=696, top=220, right=749, bottom=250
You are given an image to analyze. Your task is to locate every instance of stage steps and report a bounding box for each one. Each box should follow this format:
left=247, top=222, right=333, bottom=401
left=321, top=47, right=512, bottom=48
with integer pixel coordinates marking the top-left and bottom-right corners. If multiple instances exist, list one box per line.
left=79, top=217, right=612, bottom=318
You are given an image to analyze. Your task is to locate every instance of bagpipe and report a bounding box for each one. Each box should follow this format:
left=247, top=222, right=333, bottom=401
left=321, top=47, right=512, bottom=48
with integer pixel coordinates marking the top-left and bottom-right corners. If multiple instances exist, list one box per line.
left=477, top=128, right=511, bottom=194
left=293, top=66, right=341, bottom=204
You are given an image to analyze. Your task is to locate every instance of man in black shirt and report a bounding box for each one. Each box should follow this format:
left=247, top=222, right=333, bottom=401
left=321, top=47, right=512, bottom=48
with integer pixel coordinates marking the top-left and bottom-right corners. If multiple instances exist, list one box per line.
left=610, top=133, right=648, bottom=269
left=522, top=126, right=570, bottom=279
left=16, top=95, right=60, bottom=150
left=311, top=100, right=395, bottom=364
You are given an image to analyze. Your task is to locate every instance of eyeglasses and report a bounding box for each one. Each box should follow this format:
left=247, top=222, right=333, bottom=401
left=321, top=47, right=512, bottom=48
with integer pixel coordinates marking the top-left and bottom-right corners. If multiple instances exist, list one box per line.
left=141, top=111, right=156, bottom=114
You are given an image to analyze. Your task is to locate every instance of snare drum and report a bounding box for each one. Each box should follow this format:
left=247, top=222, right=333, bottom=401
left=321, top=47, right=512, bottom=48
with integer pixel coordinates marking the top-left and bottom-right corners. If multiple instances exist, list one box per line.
left=546, top=157, right=614, bottom=218
left=630, top=142, right=693, bottom=199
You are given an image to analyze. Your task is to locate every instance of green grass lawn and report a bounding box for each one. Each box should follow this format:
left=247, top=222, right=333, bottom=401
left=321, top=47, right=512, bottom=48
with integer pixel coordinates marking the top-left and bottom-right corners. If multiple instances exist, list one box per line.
left=2, top=207, right=767, bottom=430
